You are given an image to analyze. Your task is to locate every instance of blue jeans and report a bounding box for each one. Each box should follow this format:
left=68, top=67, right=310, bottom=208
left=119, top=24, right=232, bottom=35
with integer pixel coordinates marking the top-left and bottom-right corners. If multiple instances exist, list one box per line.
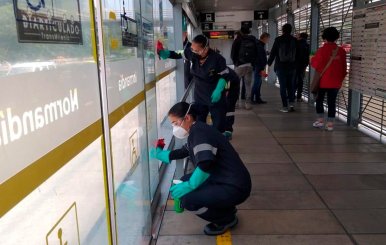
left=251, top=70, right=263, bottom=101
left=276, top=69, right=296, bottom=107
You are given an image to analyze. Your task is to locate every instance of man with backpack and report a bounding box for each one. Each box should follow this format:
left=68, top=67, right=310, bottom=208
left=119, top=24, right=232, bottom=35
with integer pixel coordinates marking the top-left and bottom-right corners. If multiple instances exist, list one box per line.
left=268, top=24, right=298, bottom=112
left=231, top=26, right=258, bottom=110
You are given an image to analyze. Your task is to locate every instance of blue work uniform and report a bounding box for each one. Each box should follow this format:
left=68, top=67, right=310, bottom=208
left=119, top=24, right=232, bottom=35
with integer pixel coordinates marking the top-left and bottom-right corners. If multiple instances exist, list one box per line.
left=170, top=121, right=251, bottom=225
left=225, top=68, right=240, bottom=133
left=169, top=44, right=231, bottom=132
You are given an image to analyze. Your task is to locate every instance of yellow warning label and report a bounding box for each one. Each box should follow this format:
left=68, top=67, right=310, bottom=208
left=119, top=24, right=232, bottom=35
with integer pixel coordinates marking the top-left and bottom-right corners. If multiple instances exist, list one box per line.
left=110, top=38, right=119, bottom=49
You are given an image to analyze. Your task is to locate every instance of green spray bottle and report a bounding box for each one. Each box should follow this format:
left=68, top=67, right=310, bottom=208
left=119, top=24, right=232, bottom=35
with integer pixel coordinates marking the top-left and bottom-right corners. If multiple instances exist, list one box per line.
left=172, top=180, right=184, bottom=213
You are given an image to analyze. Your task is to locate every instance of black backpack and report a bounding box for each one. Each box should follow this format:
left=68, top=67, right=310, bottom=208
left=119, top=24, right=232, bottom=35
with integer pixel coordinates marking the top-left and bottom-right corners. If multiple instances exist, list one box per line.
left=238, top=36, right=257, bottom=65
left=278, top=37, right=296, bottom=63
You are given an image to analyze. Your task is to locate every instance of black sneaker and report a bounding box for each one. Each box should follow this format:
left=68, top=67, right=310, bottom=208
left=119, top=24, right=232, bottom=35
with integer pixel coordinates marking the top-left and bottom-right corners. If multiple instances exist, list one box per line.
left=256, top=99, right=267, bottom=104
left=203, top=216, right=238, bottom=236
left=289, top=106, right=295, bottom=112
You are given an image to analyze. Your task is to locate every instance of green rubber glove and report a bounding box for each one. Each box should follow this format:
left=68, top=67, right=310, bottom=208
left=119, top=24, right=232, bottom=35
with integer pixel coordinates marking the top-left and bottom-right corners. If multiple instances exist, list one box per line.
left=170, top=167, right=210, bottom=199
left=150, top=147, right=171, bottom=164
left=159, top=50, right=170, bottom=60
left=211, top=78, right=227, bottom=103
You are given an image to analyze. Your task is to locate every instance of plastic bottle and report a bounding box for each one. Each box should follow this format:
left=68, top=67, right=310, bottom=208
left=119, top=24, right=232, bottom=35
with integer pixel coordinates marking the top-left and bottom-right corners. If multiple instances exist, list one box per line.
left=172, top=180, right=184, bottom=213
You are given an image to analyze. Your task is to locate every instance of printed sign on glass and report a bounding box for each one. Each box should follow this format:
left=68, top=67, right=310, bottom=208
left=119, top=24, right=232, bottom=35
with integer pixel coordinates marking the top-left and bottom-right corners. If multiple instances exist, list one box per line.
left=121, top=14, right=138, bottom=47
left=13, top=0, right=83, bottom=44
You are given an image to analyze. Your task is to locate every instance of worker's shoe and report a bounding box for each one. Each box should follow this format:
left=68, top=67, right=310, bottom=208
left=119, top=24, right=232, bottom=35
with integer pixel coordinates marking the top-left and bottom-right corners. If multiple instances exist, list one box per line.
left=244, top=102, right=252, bottom=110
left=203, top=216, right=238, bottom=236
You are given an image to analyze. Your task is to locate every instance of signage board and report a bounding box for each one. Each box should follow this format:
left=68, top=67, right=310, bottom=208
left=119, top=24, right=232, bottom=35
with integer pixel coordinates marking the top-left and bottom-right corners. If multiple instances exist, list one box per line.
left=204, top=31, right=235, bottom=40
left=14, top=0, right=83, bottom=44
left=254, top=10, right=269, bottom=20
left=200, top=12, right=215, bottom=22
left=215, top=11, right=254, bottom=22
left=241, top=21, right=252, bottom=29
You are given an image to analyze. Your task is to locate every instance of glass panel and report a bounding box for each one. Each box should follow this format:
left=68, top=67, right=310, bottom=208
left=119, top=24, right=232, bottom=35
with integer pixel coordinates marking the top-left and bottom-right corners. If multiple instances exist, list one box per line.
left=100, top=0, right=151, bottom=243
left=0, top=0, right=110, bottom=244
left=146, top=88, right=159, bottom=198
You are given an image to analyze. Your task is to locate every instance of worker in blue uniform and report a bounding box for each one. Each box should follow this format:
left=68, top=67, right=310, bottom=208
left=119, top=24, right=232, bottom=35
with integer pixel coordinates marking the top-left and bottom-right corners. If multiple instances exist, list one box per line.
left=151, top=102, right=251, bottom=236
left=224, top=68, right=240, bottom=140
left=158, top=35, right=231, bottom=133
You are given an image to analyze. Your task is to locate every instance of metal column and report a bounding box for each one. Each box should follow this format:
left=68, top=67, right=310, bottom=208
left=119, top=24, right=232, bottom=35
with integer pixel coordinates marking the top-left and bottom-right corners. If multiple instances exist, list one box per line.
left=347, top=0, right=364, bottom=127
left=267, top=17, right=277, bottom=84
left=173, top=3, right=185, bottom=101
left=308, top=0, right=320, bottom=103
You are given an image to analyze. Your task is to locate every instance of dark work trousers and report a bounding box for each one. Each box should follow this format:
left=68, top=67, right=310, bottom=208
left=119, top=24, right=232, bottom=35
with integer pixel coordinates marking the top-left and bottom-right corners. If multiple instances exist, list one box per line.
left=295, top=68, right=306, bottom=99
left=195, top=102, right=227, bottom=133
left=276, top=69, right=296, bottom=107
left=315, top=88, right=339, bottom=120
left=251, top=70, right=263, bottom=102
left=180, top=174, right=249, bottom=225
left=241, top=78, right=246, bottom=100
left=225, top=87, right=240, bottom=132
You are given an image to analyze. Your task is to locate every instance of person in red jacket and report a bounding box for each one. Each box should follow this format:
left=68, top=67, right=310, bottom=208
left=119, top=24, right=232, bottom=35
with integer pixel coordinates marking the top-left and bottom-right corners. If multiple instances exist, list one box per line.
left=311, top=27, right=347, bottom=131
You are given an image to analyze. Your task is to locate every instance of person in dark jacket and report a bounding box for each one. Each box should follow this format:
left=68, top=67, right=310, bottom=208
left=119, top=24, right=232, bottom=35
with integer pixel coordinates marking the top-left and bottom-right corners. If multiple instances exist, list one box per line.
left=251, top=32, right=270, bottom=104
left=268, top=24, right=298, bottom=112
left=295, top=33, right=310, bottom=102
left=231, top=26, right=258, bottom=110
left=224, top=68, right=240, bottom=140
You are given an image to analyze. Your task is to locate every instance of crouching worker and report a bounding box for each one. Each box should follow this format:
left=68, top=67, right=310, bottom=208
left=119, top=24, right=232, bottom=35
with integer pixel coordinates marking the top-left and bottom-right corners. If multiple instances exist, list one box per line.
left=151, top=102, right=251, bottom=236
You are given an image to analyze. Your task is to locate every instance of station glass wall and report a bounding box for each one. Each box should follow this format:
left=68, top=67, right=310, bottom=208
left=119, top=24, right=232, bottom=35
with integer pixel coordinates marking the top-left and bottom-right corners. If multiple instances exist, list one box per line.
left=0, top=0, right=177, bottom=244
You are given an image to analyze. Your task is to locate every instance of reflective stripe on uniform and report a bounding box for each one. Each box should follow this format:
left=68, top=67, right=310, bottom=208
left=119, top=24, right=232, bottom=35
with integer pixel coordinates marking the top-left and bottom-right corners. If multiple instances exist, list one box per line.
left=194, top=207, right=208, bottom=215
left=218, top=68, right=229, bottom=75
left=226, top=112, right=235, bottom=117
left=193, top=143, right=218, bottom=156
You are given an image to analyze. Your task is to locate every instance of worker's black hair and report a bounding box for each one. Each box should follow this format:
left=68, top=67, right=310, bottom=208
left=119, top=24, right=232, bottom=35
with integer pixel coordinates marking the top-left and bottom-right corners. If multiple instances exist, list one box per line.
left=168, top=102, right=197, bottom=120
left=299, top=32, right=308, bottom=39
left=282, top=23, right=292, bottom=34
left=240, top=26, right=251, bottom=35
left=192, top=34, right=209, bottom=48
left=322, top=27, right=340, bottom=42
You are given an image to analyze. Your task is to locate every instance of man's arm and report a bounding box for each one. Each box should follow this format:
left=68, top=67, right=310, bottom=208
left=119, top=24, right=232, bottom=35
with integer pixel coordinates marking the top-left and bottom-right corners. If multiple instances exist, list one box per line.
left=267, top=38, right=279, bottom=66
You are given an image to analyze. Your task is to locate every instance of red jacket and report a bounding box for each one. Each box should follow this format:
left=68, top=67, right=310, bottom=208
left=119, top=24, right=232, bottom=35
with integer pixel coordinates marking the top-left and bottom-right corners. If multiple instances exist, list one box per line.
left=311, top=42, right=347, bottom=89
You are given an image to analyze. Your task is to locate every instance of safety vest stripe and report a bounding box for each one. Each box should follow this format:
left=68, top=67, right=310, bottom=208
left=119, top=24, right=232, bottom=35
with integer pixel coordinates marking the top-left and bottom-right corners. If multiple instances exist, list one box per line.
left=193, top=143, right=218, bottom=156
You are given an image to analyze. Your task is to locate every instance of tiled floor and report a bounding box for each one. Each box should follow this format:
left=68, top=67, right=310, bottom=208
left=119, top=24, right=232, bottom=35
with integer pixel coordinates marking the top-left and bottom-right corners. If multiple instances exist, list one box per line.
left=156, top=84, right=386, bottom=245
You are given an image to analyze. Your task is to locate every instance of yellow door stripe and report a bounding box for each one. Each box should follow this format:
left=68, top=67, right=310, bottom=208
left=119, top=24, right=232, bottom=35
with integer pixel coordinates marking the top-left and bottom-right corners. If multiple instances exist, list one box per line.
left=216, top=230, right=233, bottom=245
left=0, top=67, right=177, bottom=218
left=0, top=119, right=103, bottom=218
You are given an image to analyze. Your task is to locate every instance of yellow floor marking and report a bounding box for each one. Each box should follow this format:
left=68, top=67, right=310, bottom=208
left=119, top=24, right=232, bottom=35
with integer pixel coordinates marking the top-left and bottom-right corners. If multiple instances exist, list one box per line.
left=216, top=230, right=232, bottom=245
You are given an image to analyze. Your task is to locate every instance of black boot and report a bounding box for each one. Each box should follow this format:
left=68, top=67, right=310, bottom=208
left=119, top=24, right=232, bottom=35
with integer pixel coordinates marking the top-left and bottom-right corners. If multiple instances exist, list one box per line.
left=203, top=216, right=238, bottom=236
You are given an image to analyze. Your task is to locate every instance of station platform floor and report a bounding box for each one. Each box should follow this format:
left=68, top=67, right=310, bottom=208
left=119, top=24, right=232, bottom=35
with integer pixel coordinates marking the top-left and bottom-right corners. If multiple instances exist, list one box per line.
left=156, top=84, right=386, bottom=245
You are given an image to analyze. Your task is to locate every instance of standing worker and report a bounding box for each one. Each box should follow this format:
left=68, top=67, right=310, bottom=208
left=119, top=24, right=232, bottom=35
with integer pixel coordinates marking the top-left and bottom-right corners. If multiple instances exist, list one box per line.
left=251, top=32, right=270, bottom=104
left=231, top=26, right=258, bottom=110
left=295, top=33, right=310, bottom=102
left=151, top=102, right=251, bottom=236
left=158, top=34, right=231, bottom=133
left=268, top=24, right=298, bottom=113
left=224, top=67, right=241, bottom=140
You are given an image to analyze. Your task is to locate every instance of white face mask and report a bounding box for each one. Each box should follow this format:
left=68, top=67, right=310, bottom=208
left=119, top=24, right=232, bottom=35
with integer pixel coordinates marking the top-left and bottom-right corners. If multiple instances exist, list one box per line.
left=172, top=124, right=189, bottom=139
left=172, top=104, right=191, bottom=139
